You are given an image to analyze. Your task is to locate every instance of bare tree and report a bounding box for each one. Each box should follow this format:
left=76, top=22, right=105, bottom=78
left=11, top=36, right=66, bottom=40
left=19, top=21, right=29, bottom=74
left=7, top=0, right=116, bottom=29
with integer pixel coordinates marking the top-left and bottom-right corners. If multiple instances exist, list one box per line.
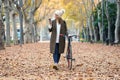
left=105, top=0, right=116, bottom=45
left=29, top=0, right=42, bottom=42
left=8, top=0, right=18, bottom=45
left=101, top=0, right=104, bottom=42
left=3, top=0, right=11, bottom=47
left=24, top=0, right=42, bottom=43
left=0, top=0, right=5, bottom=50
left=82, top=0, right=94, bottom=42
left=11, top=11, right=18, bottom=45
left=115, top=0, right=120, bottom=43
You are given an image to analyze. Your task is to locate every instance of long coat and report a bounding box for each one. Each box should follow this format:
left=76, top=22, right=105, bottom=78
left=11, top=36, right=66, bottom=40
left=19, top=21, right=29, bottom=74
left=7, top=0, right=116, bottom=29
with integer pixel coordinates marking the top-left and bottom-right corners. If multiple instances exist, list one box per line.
left=49, top=19, right=67, bottom=54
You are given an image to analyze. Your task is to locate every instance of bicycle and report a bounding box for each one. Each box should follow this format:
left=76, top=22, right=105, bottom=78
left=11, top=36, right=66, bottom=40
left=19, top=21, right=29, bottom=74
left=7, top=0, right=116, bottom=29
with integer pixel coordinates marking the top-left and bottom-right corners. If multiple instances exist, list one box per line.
left=60, top=34, right=78, bottom=70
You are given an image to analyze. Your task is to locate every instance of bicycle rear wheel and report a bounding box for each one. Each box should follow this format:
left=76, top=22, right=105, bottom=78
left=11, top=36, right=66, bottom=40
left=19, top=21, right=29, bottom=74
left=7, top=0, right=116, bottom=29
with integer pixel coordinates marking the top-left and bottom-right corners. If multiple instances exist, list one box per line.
left=67, top=46, right=72, bottom=70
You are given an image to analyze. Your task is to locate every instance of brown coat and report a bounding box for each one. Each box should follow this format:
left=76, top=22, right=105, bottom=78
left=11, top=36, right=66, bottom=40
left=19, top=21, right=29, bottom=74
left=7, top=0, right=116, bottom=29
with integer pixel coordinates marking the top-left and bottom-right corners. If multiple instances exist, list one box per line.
left=49, top=19, right=67, bottom=54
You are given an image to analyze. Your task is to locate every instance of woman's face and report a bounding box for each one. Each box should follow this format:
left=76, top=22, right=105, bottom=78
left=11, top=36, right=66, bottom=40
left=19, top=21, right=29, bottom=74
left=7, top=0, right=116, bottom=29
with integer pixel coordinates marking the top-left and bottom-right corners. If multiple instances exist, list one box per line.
left=55, top=14, right=60, bottom=20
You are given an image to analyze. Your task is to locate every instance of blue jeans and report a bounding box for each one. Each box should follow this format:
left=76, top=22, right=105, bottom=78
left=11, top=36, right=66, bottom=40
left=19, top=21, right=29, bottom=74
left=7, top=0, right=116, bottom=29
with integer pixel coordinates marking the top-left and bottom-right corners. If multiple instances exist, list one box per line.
left=53, top=43, right=61, bottom=64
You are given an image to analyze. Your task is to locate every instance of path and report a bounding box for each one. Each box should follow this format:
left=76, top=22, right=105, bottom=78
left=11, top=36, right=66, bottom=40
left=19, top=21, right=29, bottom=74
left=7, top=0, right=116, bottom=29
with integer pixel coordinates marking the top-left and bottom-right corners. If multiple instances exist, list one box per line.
left=0, top=42, right=120, bottom=80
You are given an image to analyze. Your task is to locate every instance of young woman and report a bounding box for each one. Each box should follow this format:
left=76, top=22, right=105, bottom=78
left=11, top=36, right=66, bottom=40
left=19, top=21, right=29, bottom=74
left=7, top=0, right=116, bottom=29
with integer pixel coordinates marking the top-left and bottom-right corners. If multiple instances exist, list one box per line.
left=48, top=10, right=68, bottom=70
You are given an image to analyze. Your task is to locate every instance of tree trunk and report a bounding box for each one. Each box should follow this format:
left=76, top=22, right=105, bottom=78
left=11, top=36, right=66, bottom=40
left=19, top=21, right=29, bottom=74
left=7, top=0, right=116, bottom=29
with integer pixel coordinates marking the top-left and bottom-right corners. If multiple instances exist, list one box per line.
left=105, top=0, right=111, bottom=45
left=0, top=20, right=5, bottom=50
left=24, top=0, right=42, bottom=43
left=4, top=0, right=11, bottom=47
left=24, top=20, right=32, bottom=43
left=98, top=10, right=103, bottom=41
left=82, top=0, right=94, bottom=42
left=12, top=13, right=18, bottom=45
left=91, top=0, right=101, bottom=42
left=24, top=10, right=35, bottom=43
left=33, top=23, right=37, bottom=42
left=92, top=15, right=97, bottom=42
left=105, top=0, right=116, bottom=45
left=17, top=0, right=24, bottom=45
left=40, top=26, right=43, bottom=41
left=0, top=9, right=5, bottom=49
left=19, top=10, right=24, bottom=45
left=86, top=24, right=90, bottom=41
left=0, top=0, right=5, bottom=50
left=88, top=16, right=94, bottom=41
left=115, top=1, right=120, bottom=43
left=82, top=26, right=87, bottom=41
left=101, top=0, right=104, bottom=42
left=29, top=11, right=35, bottom=43
left=22, top=10, right=32, bottom=43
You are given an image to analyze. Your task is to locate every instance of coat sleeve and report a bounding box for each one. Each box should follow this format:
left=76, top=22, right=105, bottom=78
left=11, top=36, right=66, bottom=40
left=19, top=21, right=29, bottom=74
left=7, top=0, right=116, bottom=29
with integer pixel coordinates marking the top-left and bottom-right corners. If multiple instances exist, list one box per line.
left=48, top=25, right=52, bottom=32
left=48, top=21, right=54, bottom=32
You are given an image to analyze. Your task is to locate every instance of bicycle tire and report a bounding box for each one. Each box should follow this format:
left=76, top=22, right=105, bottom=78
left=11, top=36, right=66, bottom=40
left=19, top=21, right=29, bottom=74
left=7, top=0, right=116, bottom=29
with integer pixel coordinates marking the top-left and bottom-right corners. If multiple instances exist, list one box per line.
left=67, top=46, right=72, bottom=70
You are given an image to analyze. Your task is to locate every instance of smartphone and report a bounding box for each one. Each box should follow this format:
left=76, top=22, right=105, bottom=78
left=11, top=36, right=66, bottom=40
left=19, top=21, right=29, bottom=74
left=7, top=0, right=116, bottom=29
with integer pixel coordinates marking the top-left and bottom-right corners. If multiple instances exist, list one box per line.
left=49, top=18, right=52, bottom=24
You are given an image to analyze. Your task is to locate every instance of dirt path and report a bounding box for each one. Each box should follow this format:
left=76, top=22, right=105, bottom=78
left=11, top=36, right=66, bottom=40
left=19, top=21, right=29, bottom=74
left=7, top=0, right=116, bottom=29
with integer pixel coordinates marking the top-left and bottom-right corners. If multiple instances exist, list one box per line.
left=0, top=42, right=120, bottom=80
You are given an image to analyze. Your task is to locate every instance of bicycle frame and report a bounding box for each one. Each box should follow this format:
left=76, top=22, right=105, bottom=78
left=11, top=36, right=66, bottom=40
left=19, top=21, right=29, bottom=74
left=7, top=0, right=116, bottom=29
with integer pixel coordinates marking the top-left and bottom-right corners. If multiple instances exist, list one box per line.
left=60, top=34, right=77, bottom=70
left=67, top=35, right=77, bottom=69
left=67, top=37, right=73, bottom=69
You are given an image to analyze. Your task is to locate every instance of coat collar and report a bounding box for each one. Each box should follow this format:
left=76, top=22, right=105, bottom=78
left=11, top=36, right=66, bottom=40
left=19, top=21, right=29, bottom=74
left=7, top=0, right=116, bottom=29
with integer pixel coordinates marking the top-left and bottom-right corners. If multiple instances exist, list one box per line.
left=54, top=18, right=64, bottom=25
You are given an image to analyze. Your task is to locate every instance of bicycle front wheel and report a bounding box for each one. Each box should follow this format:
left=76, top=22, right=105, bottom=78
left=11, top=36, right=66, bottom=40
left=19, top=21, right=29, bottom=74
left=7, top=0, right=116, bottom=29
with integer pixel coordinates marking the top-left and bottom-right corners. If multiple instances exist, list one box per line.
left=67, top=46, right=72, bottom=70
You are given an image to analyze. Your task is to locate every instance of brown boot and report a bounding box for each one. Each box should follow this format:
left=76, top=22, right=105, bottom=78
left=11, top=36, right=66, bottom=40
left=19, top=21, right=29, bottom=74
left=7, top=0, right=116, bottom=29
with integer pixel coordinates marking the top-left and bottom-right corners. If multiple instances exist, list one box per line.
left=53, top=65, right=59, bottom=70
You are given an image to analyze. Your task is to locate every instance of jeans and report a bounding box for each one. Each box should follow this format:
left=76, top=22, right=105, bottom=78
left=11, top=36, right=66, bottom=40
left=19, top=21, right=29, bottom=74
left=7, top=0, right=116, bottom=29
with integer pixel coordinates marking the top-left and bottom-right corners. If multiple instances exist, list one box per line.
left=53, top=43, right=61, bottom=64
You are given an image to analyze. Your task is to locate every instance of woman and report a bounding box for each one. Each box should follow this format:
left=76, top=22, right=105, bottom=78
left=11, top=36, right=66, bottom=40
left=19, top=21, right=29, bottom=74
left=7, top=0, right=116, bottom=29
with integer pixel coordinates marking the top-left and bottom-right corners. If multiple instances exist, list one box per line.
left=48, top=10, right=68, bottom=70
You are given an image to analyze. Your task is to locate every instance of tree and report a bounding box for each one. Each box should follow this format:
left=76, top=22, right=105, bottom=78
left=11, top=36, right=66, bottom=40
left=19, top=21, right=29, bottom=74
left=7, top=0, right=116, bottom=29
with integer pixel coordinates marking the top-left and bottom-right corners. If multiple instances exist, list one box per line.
left=115, top=0, right=120, bottom=43
left=23, top=0, right=42, bottom=43
left=9, top=0, right=19, bottom=45
left=18, top=0, right=24, bottom=45
left=101, top=0, right=104, bottom=42
left=92, top=0, right=117, bottom=44
left=29, top=0, right=42, bottom=42
left=81, top=0, right=94, bottom=42
left=0, top=0, right=5, bottom=50
left=3, top=0, right=11, bottom=47
left=91, top=0, right=100, bottom=42
left=105, top=0, right=116, bottom=45
left=11, top=11, right=18, bottom=45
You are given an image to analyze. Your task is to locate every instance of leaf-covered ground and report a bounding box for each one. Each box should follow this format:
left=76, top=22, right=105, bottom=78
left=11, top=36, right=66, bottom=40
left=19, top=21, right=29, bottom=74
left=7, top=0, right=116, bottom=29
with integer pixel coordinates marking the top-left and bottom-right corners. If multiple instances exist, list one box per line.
left=0, top=42, right=120, bottom=80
